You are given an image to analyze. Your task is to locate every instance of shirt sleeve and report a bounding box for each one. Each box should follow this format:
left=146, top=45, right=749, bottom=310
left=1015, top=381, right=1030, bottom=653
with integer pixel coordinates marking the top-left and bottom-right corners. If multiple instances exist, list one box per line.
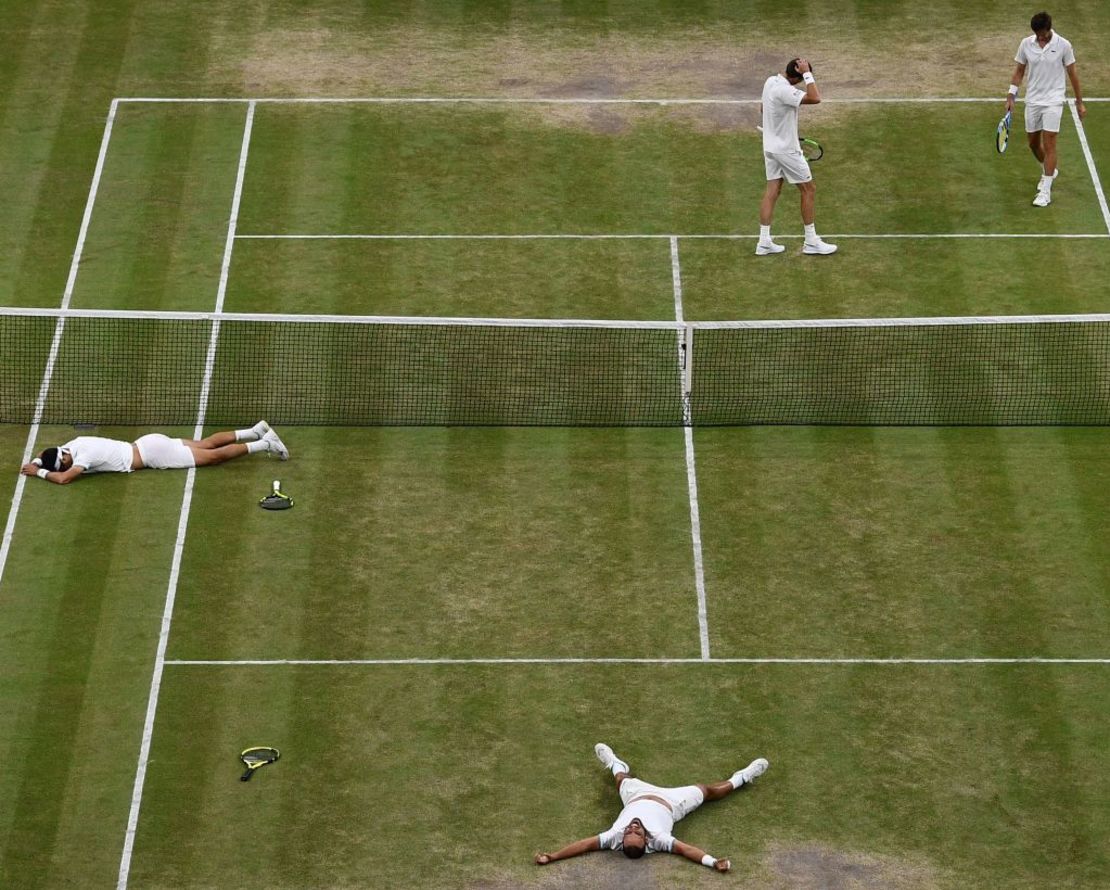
left=649, top=832, right=675, bottom=853
left=1014, top=41, right=1028, bottom=65
left=1062, top=40, right=1076, bottom=66
left=598, top=828, right=620, bottom=850
left=777, top=80, right=805, bottom=107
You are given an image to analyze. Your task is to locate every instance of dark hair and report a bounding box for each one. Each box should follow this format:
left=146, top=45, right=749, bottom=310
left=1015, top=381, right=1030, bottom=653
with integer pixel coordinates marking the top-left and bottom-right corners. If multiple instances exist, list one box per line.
left=39, top=447, right=61, bottom=472
left=622, top=842, right=646, bottom=860
left=1030, top=12, right=1052, bottom=32
left=785, top=58, right=802, bottom=80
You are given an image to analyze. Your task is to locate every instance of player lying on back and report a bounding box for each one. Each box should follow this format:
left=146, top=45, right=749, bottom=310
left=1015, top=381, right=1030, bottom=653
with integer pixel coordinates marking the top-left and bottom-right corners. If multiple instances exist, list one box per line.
left=20, top=420, right=288, bottom=485
left=534, top=743, right=769, bottom=873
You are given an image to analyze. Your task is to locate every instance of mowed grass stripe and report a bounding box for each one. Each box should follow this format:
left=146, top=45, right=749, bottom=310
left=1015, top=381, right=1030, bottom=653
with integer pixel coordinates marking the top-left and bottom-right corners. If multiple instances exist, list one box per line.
left=129, top=663, right=1110, bottom=889
left=169, top=427, right=701, bottom=661
left=696, top=427, right=1110, bottom=659
left=72, top=103, right=252, bottom=312
left=240, top=104, right=1106, bottom=237
left=0, top=425, right=193, bottom=888
left=225, top=237, right=679, bottom=319
left=680, top=237, right=1110, bottom=319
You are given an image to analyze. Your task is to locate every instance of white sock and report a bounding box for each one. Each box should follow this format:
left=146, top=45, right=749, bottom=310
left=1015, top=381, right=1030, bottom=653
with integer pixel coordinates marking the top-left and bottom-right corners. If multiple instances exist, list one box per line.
left=236, top=420, right=269, bottom=442
left=728, top=770, right=746, bottom=790
left=759, top=225, right=772, bottom=243
left=803, top=223, right=818, bottom=244
left=246, top=439, right=268, bottom=454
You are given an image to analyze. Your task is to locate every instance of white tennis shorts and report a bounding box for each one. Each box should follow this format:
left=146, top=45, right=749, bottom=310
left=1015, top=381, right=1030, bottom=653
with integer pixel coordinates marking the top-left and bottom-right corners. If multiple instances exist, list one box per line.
left=135, top=433, right=195, bottom=470
left=619, top=779, right=705, bottom=822
left=1025, top=103, right=1064, bottom=134
left=764, top=149, right=812, bottom=184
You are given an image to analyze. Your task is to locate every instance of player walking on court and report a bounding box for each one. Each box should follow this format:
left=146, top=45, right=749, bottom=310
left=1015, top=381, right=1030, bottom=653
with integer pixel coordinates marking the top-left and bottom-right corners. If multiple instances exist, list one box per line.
left=534, top=743, right=769, bottom=872
left=757, top=58, right=836, bottom=256
left=1006, top=11, right=1086, bottom=207
left=20, top=420, right=288, bottom=485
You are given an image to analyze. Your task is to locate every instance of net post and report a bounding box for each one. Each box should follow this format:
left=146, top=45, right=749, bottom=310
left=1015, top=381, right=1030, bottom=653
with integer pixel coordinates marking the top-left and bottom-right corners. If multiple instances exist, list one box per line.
left=681, top=324, right=694, bottom=426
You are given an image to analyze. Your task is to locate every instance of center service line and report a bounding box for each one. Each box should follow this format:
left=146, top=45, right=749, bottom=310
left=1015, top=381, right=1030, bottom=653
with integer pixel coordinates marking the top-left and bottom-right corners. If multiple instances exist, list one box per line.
left=670, top=236, right=711, bottom=660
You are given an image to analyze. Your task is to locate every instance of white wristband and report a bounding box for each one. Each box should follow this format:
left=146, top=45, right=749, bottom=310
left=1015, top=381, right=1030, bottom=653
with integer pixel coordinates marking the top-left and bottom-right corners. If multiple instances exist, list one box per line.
left=701, top=854, right=717, bottom=868
left=802, top=72, right=815, bottom=85
left=36, top=468, right=49, bottom=479
left=1008, top=84, right=1019, bottom=96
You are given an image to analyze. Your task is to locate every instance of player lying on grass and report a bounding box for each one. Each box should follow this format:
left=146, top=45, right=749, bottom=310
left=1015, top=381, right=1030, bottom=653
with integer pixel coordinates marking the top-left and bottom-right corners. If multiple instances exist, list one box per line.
left=534, top=743, right=769, bottom=873
left=1006, top=10, right=1086, bottom=207
left=757, top=57, right=836, bottom=256
left=20, top=420, right=288, bottom=485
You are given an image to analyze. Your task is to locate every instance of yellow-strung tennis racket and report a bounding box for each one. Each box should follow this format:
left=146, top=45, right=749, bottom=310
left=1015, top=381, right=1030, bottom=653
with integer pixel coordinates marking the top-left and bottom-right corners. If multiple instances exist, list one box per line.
left=240, top=746, right=280, bottom=781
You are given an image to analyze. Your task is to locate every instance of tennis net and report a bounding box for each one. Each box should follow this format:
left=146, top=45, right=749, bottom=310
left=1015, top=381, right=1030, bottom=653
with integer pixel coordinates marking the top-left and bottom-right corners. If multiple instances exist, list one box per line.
left=2, top=308, right=1109, bottom=426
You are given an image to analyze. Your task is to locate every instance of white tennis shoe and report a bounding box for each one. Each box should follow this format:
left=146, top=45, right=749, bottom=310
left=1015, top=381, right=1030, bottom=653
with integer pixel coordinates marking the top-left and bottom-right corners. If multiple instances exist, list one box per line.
left=1033, top=189, right=1052, bottom=207
left=262, top=429, right=290, bottom=461
left=802, top=239, right=838, bottom=255
left=755, top=240, right=786, bottom=256
left=250, top=420, right=272, bottom=440
left=733, top=757, right=770, bottom=787
left=594, top=743, right=629, bottom=775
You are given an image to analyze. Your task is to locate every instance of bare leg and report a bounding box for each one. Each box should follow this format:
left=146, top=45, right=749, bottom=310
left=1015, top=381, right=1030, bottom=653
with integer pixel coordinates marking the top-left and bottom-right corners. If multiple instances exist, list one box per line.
left=1027, top=131, right=1045, bottom=165
left=759, top=179, right=784, bottom=225
left=188, top=443, right=250, bottom=466
left=697, top=780, right=739, bottom=803
left=1041, top=131, right=1058, bottom=176
left=798, top=180, right=816, bottom=226
left=613, top=770, right=629, bottom=790
left=182, top=430, right=237, bottom=449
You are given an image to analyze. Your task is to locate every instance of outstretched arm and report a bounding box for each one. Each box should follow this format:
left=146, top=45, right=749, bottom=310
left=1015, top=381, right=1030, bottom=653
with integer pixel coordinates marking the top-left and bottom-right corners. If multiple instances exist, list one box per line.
left=534, top=835, right=601, bottom=865
left=21, top=463, right=84, bottom=485
left=671, top=839, right=731, bottom=872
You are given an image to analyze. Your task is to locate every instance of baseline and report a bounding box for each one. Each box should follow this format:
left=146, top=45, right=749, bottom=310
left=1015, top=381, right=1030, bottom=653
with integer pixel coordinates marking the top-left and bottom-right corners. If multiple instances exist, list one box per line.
left=164, top=657, right=1110, bottom=665
left=114, top=96, right=1110, bottom=105
left=235, top=233, right=1110, bottom=240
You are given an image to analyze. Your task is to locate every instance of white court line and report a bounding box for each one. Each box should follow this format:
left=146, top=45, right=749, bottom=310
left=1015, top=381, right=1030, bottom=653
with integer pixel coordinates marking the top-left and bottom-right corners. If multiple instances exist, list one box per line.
left=163, top=657, right=1110, bottom=666
left=117, top=101, right=256, bottom=890
left=670, top=237, right=710, bottom=659
left=0, top=99, right=119, bottom=593
left=1069, top=99, right=1110, bottom=234
left=114, top=96, right=1110, bottom=105
left=235, top=232, right=1110, bottom=240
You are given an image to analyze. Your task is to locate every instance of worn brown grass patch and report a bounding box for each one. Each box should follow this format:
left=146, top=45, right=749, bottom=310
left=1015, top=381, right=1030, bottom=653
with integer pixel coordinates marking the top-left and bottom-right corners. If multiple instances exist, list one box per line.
left=759, top=841, right=943, bottom=890
left=212, top=22, right=1017, bottom=101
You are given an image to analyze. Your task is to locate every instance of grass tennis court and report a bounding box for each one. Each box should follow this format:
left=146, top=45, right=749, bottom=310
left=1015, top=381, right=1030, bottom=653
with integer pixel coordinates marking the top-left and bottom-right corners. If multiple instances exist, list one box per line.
left=2, top=2, right=1110, bottom=889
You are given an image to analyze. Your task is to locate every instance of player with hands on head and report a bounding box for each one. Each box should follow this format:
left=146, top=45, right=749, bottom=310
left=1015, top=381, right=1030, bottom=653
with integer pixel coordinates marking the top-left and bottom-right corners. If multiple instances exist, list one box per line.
left=534, top=743, right=769, bottom=873
left=757, top=57, right=836, bottom=256
left=1006, top=10, right=1085, bottom=207
left=21, top=420, right=288, bottom=485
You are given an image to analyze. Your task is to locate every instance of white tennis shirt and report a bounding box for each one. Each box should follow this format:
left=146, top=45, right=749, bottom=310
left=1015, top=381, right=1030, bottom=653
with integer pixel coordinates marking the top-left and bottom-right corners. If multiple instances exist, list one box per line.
left=1016, top=32, right=1076, bottom=105
left=761, top=74, right=806, bottom=154
left=597, top=799, right=676, bottom=854
left=62, top=436, right=135, bottom=474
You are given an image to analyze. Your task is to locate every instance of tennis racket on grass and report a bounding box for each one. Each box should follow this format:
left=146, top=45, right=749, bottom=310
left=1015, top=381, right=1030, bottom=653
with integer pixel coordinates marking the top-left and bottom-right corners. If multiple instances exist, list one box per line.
left=259, top=480, right=293, bottom=511
left=240, top=746, right=280, bottom=781
left=996, top=110, right=1012, bottom=154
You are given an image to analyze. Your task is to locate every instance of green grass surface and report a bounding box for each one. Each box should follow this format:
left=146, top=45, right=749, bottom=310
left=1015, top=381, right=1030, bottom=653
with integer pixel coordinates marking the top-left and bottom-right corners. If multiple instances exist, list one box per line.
left=2, top=2, right=1110, bottom=888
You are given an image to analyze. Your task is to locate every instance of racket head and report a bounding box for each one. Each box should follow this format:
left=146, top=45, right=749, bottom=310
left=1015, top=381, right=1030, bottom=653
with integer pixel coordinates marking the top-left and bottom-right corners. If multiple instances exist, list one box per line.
left=240, top=746, right=280, bottom=780
left=259, top=493, right=293, bottom=510
left=800, top=137, right=824, bottom=162
left=996, top=111, right=1012, bottom=154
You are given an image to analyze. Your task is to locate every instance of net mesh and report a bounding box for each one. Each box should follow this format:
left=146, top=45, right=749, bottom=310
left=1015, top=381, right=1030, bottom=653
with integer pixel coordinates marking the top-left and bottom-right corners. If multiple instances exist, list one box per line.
left=3, top=309, right=1109, bottom=427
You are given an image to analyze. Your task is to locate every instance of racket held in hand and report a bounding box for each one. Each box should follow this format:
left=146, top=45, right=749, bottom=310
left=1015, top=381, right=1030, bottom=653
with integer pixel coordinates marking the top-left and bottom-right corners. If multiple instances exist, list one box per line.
left=240, top=746, right=280, bottom=781
left=800, top=136, right=824, bottom=161
left=996, top=110, right=1012, bottom=154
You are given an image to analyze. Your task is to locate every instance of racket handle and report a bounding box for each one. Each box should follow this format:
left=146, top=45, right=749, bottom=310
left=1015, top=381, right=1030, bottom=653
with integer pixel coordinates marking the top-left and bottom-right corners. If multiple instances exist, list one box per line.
left=240, top=768, right=254, bottom=781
